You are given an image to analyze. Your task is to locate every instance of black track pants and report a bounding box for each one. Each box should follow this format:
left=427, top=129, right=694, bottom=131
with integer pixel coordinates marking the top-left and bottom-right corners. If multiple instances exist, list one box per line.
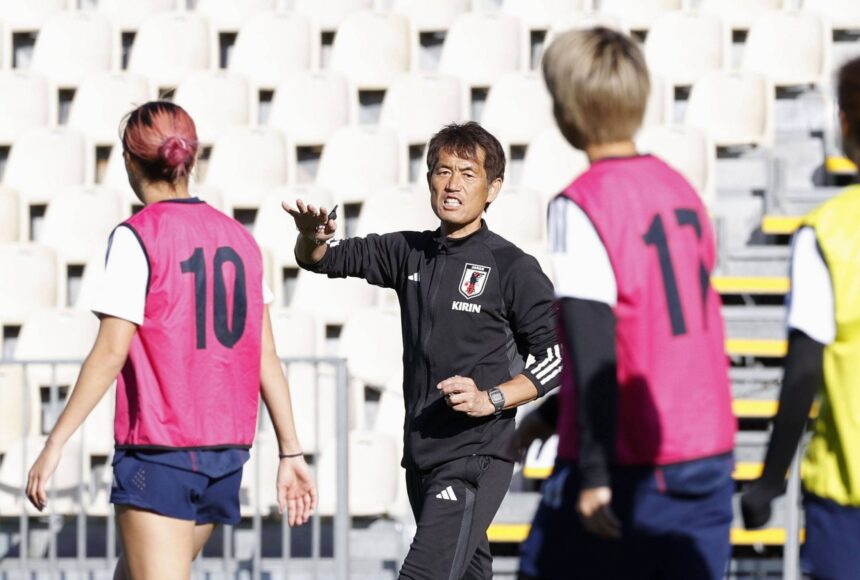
left=399, top=455, right=515, bottom=580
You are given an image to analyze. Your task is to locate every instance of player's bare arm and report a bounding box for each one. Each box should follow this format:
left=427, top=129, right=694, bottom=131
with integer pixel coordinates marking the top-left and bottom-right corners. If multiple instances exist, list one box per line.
left=282, top=199, right=337, bottom=265
left=438, top=374, right=539, bottom=418
left=259, top=305, right=318, bottom=527
left=27, top=316, right=137, bottom=511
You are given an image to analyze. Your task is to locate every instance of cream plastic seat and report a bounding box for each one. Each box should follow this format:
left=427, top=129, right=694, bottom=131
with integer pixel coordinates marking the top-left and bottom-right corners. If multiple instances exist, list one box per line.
left=597, top=0, right=684, bottom=31
left=329, top=11, right=413, bottom=91
left=204, top=127, right=289, bottom=210
left=700, top=0, right=788, bottom=31
left=102, top=142, right=140, bottom=212
left=521, top=127, right=590, bottom=206
left=173, top=71, right=254, bottom=145
left=391, top=0, right=471, bottom=32
left=644, top=11, right=731, bottom=87
left=67, top=72, right=153, bottom=147
left=0, top=72, right=51, bottom=145
left=228, top=11, right=315, bottom=90
left=338, top=307, right=402, bottom=390
left=0, top=187, right=20, bottom=242
left=0, top=365, right=40, bottom=452
left=643, top=74, right=673, bottom=129
left=290, top=271, right=379, bottom=325
left=97, top=0, right=179, bottom=32
left=127, top=12, right=212, bottom=91
left=686, top=71, right=775, bottom=148
left=193, top=0, right=276, bottom=33
left=637, top=125, right=717, bottom=209
left=316, top=126, right=404, bottom=204
left=268, top=72, right=351, bottom=147
left=485, top=186, right=545, bottom=246
left=354, top=186, right=438, bottom=236
left=501, top=0, right=593, bottom=30
left=0, top=243, right=57, bottom=325
left=0, top=0, right=71, bottom=33
left=293, top=0, right=374, bottom=32
left=481, top=72, right=554, bottom=146
left=803, top=0, right=860, bottom=30
left=546, top=12, right=629, bottom=42
left=379, top=73, right=466, bottom=146
left=29, top=11, right=115, bottom=88
left=439, top=12, right=525, bottom=89
left=742, top=10, right=831, bottom=88
left=41, top=186, right=123, bottom=268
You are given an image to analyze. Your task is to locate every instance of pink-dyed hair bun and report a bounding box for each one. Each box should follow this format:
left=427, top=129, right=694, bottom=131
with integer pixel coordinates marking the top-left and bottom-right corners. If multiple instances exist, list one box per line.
left=121, top=101, right=199, bottom=183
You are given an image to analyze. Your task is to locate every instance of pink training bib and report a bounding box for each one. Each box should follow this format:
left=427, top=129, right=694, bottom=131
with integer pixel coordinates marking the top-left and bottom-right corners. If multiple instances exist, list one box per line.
left=557, top=156, right=735, bottom=466
left=113, top=200, right=264, bottom=449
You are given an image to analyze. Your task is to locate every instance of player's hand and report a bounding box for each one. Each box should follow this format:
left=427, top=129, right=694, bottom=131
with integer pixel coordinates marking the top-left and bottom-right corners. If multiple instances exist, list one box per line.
left=577, top=486, right=621, bottom=539
left=510, top=410, right=555, bottom=464
left=26, top=441, right=62, bottom=512
left=438, top=376, right=495, bottom=418
left=740, top=481, right=778, bottom=530
left=276, top=455, right=318, bottom=527
left=282, top=199, right=337, bottom=245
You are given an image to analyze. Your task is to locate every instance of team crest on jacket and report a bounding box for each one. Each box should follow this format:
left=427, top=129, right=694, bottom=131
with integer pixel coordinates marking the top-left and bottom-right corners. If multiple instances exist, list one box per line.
left=459, top=263, right=491, bottom=299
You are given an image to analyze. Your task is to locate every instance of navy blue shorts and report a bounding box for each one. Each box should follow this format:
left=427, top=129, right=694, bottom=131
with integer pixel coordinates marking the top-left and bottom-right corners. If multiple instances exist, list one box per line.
left=802, top=491, right=860, bottom=580
left=110, top=449, right=249, bottom=525
left=519, top=455, right=734, bottom=580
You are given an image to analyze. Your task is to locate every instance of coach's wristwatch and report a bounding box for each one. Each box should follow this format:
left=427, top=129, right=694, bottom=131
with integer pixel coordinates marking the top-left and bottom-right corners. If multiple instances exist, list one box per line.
left=488, top=386, right=505, bottom=416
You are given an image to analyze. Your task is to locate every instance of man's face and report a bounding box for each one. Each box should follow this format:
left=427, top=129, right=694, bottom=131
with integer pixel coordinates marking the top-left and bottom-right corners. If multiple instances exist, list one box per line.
left=428, top=148, right=501, bottom=231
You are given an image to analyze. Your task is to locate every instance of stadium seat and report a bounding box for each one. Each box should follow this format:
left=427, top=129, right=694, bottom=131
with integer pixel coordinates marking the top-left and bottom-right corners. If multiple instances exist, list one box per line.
left=597, top=0, right=684, bottom=31
left=742, top=10, right=831, bottom=88
left=644, top=11, right=730, bottom=88
left=29, top=11, right=115, bottom=89
left=0, top=243, right=57, bottom=324
left=97, top=0, right=179, bottom=32
left=481, top=72, right=554, bottom=147
left=102, top=142, right=139, bottom=211
left=521, top=126, right=590, bottom=206
left=486, top=186, right=545, bottom=246
left=316, top=429, right=400, bottom=516
left=439, top=12, right=525, bottom=89
left=379, top=73, right=466, bottom=146
left=3, top=128, right=88, bottom=237
left=546, top=12, right=629, bottom=42
left=391, top=0, right=471, bottom=32
left=329, top=11, right=413, bottom=91
left=700, top=0, right=789, bottom=31
left=685, top=71, right=775, bottom=148
left=193, top=0, right=277, bottom=33
left=127, top=12, right=212, bottom=91
left=643, top=74, right=672, bottom=129
left=40, top=186, right=123, bottom=268
left=66, top=72, right=153, bottom=147
left=253, top=185, right=335, bottom=272
left=0, top=365, right=40, bottom=453
left=316, top=126, right=404, bottom=204
left=228, top=11, right=316, bottom=90
left=268, top=72, right=350, bottom=147
left=0, top=187, right=20, bottom=242
left=637, top=125, right=717, bottom=208
left=270, top=307, right=320, bottom=359
left=293, top=0, right=374, bottom=32
left=204, top=127, right=289, bottom=210
left=0, top=20, right=5, bottom=69
left=354, top=186, right=438, bottom=236
left=0, top=0, right=71, bottom=33
left=803, top=0, right=860, bottom=30
left=339, top=307, right=402, bottom=389
left=0, top=72, right=51, bottom=145
left=290, top=270, right=379, bottom=324
left=173, top=71, right=254, bottom=145
left=501, top=0, right=593, bottom=31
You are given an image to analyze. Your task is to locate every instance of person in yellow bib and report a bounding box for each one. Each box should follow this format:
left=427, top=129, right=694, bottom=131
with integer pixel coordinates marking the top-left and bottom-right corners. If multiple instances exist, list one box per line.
left=741, top=56, right=860, bottom=580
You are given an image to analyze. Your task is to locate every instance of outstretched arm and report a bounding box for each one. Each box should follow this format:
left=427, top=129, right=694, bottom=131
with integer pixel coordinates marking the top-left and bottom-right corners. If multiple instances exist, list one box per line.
left=259, top=305, right=317, bottom=527
left=283, top=199, right=337, bottom=266
left=27, top=316, right=137, bottom=510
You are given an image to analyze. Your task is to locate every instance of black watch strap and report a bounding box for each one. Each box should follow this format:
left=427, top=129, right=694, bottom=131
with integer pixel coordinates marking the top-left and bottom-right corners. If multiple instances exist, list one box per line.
left=488, top=386, right=505, bottom=415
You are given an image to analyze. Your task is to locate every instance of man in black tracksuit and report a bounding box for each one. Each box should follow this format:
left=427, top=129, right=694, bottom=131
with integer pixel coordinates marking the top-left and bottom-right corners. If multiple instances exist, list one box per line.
left=285, top=122, right=561, bottom=580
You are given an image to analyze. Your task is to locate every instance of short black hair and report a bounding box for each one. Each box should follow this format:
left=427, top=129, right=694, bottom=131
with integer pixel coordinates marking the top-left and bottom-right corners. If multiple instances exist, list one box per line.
left=426, top=122, right=506, bottom=183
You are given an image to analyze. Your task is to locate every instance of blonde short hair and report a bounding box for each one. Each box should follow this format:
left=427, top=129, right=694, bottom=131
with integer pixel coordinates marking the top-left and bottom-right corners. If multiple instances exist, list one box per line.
left=542, top=27, right=650, bottom=148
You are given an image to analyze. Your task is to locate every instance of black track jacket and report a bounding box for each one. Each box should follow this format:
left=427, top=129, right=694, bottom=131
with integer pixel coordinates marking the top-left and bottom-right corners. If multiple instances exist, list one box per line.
left=301, top=222, right=561, bottom=471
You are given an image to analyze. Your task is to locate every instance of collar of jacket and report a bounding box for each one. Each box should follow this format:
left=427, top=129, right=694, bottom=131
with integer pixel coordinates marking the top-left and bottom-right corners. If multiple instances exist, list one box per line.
left=433, top=220, right=490, bottom=253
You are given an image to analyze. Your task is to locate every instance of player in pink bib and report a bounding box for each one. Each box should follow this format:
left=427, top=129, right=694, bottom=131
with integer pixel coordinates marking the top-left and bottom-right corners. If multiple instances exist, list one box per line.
left=515, top=28, right=736, bottom=580
left=26, top=102, right=316, bottom=579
